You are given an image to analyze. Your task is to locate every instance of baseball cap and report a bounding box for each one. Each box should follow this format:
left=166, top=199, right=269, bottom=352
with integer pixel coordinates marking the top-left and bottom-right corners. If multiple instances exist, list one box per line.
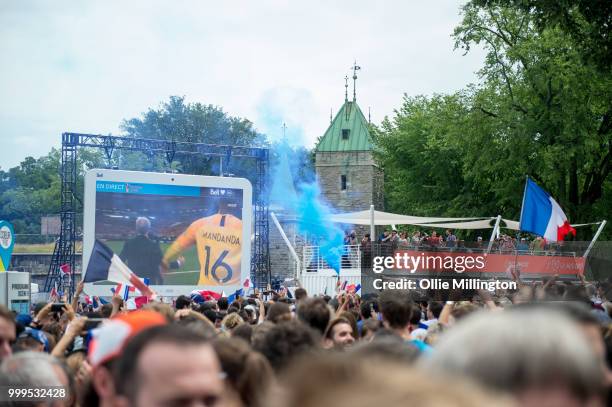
left=88, top=310, right=167, bottom=367
left=19, top=328, right=50, bottom=352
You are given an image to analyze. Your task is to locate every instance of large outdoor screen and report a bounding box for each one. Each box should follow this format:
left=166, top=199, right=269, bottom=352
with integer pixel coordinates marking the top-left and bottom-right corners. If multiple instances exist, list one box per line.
left=82, top=169, right=252, bottom=297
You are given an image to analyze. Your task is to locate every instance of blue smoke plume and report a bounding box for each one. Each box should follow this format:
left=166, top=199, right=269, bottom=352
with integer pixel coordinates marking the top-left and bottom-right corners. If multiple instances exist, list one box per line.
left=270, top=140, right=345, bottom=274
left=295, top=183, right=345, bottom=273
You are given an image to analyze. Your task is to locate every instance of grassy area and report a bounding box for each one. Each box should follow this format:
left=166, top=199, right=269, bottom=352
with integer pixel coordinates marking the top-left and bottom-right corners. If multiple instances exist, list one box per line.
left=14, top=241, right=83, bottom=254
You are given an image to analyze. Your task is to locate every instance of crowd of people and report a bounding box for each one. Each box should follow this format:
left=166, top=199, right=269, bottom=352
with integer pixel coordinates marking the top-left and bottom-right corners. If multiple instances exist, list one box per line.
left=1, top=276, right=612, bottom=406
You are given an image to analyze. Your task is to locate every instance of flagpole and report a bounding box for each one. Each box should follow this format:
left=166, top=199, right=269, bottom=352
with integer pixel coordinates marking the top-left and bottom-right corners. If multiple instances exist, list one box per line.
left=487, top=215, right=502, bottom=253
left=518, top=175, right=529, bottom=229
left=583, top=220, right=607, bottom=258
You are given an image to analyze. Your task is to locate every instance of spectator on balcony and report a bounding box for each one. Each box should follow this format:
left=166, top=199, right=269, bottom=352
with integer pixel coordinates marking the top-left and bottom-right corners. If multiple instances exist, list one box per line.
left=428, top=231, right=441, bottom=247
left=530, top=236, right=545, bottom=252
left=397, top=232, right=409, bottom=248
left=360, top=234, right=372, bottom=270
left=516, top=238, right=529, bottom=252
left=445, top=229, right=457, bottom=248
left=377, top=230, right=390, bottom=243
left=411, top=231, right=422, bottom=245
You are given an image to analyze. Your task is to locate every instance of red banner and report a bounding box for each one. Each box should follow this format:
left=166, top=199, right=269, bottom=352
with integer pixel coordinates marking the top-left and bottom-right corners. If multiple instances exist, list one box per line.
left=390, top=250, right=585, bottom=276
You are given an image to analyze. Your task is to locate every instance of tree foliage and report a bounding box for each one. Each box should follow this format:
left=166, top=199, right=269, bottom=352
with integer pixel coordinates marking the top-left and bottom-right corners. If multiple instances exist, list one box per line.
left=374, top=1, right=611, bottom=237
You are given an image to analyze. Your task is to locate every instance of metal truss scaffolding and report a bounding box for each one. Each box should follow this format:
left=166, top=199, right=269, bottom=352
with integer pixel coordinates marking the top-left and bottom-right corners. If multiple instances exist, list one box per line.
left=45, top=133, right=270, bottom=297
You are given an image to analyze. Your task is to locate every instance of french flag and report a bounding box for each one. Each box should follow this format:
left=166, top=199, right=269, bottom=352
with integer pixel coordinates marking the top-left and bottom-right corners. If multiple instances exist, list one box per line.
left=112, top=283, right=135, bottom=301
left=519, top=178, right=576, bottom=242
left=228, top=288, right=244, bottom=303
left=84, top=240, right=154, bottom=298
left=60, top=264, right=71, bottom=275
left=49, top=284, right=58, bottom=301
left=190, top=289, right=221, bottom=304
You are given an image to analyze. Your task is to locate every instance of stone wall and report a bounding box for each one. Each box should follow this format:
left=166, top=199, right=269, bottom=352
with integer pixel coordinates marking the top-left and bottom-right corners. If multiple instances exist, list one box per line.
left=315, top=150, right=384, bottom=237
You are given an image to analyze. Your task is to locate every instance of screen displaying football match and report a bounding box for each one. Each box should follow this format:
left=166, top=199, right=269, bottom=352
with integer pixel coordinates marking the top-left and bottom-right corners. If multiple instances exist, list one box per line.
left=82, top=170, right=252, bottom=295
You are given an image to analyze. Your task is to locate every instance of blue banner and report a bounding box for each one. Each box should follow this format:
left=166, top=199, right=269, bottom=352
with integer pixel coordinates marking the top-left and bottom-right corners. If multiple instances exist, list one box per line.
left=96, top=181, right=201, bottom=197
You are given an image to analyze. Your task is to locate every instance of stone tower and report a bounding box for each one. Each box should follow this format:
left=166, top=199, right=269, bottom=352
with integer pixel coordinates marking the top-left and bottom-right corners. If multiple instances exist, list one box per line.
left=315, top=76, right=384, bottom=232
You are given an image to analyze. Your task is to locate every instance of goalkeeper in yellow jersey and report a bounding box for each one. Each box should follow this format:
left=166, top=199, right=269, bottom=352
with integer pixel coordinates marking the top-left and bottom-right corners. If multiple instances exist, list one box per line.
left=161, top=205, right=243, bottom=286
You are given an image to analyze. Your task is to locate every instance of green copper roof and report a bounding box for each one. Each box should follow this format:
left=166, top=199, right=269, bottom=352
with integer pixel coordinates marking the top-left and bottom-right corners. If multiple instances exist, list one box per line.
left=316, top=100, right=373, bottom=152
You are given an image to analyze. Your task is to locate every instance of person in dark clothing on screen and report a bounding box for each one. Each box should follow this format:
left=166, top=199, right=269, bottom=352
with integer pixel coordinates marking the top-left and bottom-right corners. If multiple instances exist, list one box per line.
left=120, top=217, right=182, bottom=284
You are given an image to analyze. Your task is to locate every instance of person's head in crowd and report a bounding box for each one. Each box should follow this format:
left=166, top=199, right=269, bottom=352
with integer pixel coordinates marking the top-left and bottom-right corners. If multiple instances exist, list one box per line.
left=296, top=297, right=331, bottom=335
left=231, top=323, right=253, bottom=343
left=267, top=352, right=513, bottom=407
left=360, top=318, right=381, bottom=341
left=323, top=317, right=355, bottom=350
left=227, top=306, right=240, bottom=315
left=427, top=301, right=443, bottom=321
left=199, top=304, right=222, bottom=327
left=338, top=311, right=358, bottom=340
left=213, top=337, right=273, bottom=407
left=175, top=295, right=192, bottom=310
left=424, top=321, right=443, bottom=346
left=350, top=334, right=419, bottom=364
left=221, top=312, right=244, bottom=333
left=100, top=303, right=113, bottom=318
left=359, top=300, right=378, bottom=321
left=254, top=320, right=319, bottom=372
left=217, top=297, right=229, bottom=311
left=41, top=321, right=63, bottom=343
left=114, top=325, right=228, bottom=407
left=0, top=305, right=16, bottom=362
left=175, top=314, right=218, bottom=340
left=422, top=307, right=606, bottom=407
left=14, top=327, right=49, bottom=353
left=251, top=321, right=275, bottom=350
left=267, top=302, right=292, bottom=324
left=378, top=290, right=414, bottom=340
left=1, top=351, right=73, bottom=403
left=141, top=302, right=175, bottom=322
left=552, top=302, right=607, bottom=365
left=450, top=302, right=479, bottom=322
left=294, top=288, right=308, bottom=302
left=87, top=310, right=167, bottom=407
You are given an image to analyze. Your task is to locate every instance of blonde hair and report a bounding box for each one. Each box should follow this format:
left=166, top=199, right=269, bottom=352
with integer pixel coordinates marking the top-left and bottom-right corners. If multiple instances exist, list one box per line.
left=221, top=313, right=244, bottom=332
left=267, top=352, right=512, bottom=407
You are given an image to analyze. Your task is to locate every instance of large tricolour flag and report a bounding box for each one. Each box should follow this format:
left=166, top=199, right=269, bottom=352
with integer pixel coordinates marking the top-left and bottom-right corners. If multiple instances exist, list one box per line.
left=84, top=239, right=154, bottom=298
left=519, top=178, right=576, bottom=242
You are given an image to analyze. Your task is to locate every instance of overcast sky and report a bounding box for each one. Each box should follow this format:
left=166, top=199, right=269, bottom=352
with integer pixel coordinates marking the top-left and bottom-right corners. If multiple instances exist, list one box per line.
left=0, top=0, right=485, bottom=170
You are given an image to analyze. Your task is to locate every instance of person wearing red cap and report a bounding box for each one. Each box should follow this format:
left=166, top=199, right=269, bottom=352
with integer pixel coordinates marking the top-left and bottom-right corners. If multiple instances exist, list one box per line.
left=84, top=310, right=167, bottom=407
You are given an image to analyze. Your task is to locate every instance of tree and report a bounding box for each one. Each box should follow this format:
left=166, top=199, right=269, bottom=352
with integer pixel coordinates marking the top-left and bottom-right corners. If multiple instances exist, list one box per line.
left=374, top=1, right=611, bottom=236
left=120, top=96, right=267, bottom=177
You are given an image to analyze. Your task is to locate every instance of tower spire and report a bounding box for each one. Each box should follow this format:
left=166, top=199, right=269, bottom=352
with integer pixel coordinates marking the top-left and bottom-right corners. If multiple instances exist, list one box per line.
left=344, top=75, right=349, bottom=103
left=351, top=61, right=361, bottom=102
left=282, top=122, right=287, bottom=141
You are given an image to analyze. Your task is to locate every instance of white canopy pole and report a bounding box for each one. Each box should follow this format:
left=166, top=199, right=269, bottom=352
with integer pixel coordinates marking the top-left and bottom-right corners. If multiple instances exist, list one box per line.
left=370, top=205, right=375, bottom=240
left=487, top=215, right=502, bottom=253
left=270, top=212, right=301, bottom=279
left=583, top=220, right=607, bottom=258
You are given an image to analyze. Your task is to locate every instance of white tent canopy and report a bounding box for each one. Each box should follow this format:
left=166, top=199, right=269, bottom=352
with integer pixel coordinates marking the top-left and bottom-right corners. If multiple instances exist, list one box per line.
left=329, top=210, right=490, bottom=227
left=329, top=208, right=602, bottom=232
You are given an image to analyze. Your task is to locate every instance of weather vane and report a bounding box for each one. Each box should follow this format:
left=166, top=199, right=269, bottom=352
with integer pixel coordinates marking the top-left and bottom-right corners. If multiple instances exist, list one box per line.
left=352, top=61, right=361, bottom=102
